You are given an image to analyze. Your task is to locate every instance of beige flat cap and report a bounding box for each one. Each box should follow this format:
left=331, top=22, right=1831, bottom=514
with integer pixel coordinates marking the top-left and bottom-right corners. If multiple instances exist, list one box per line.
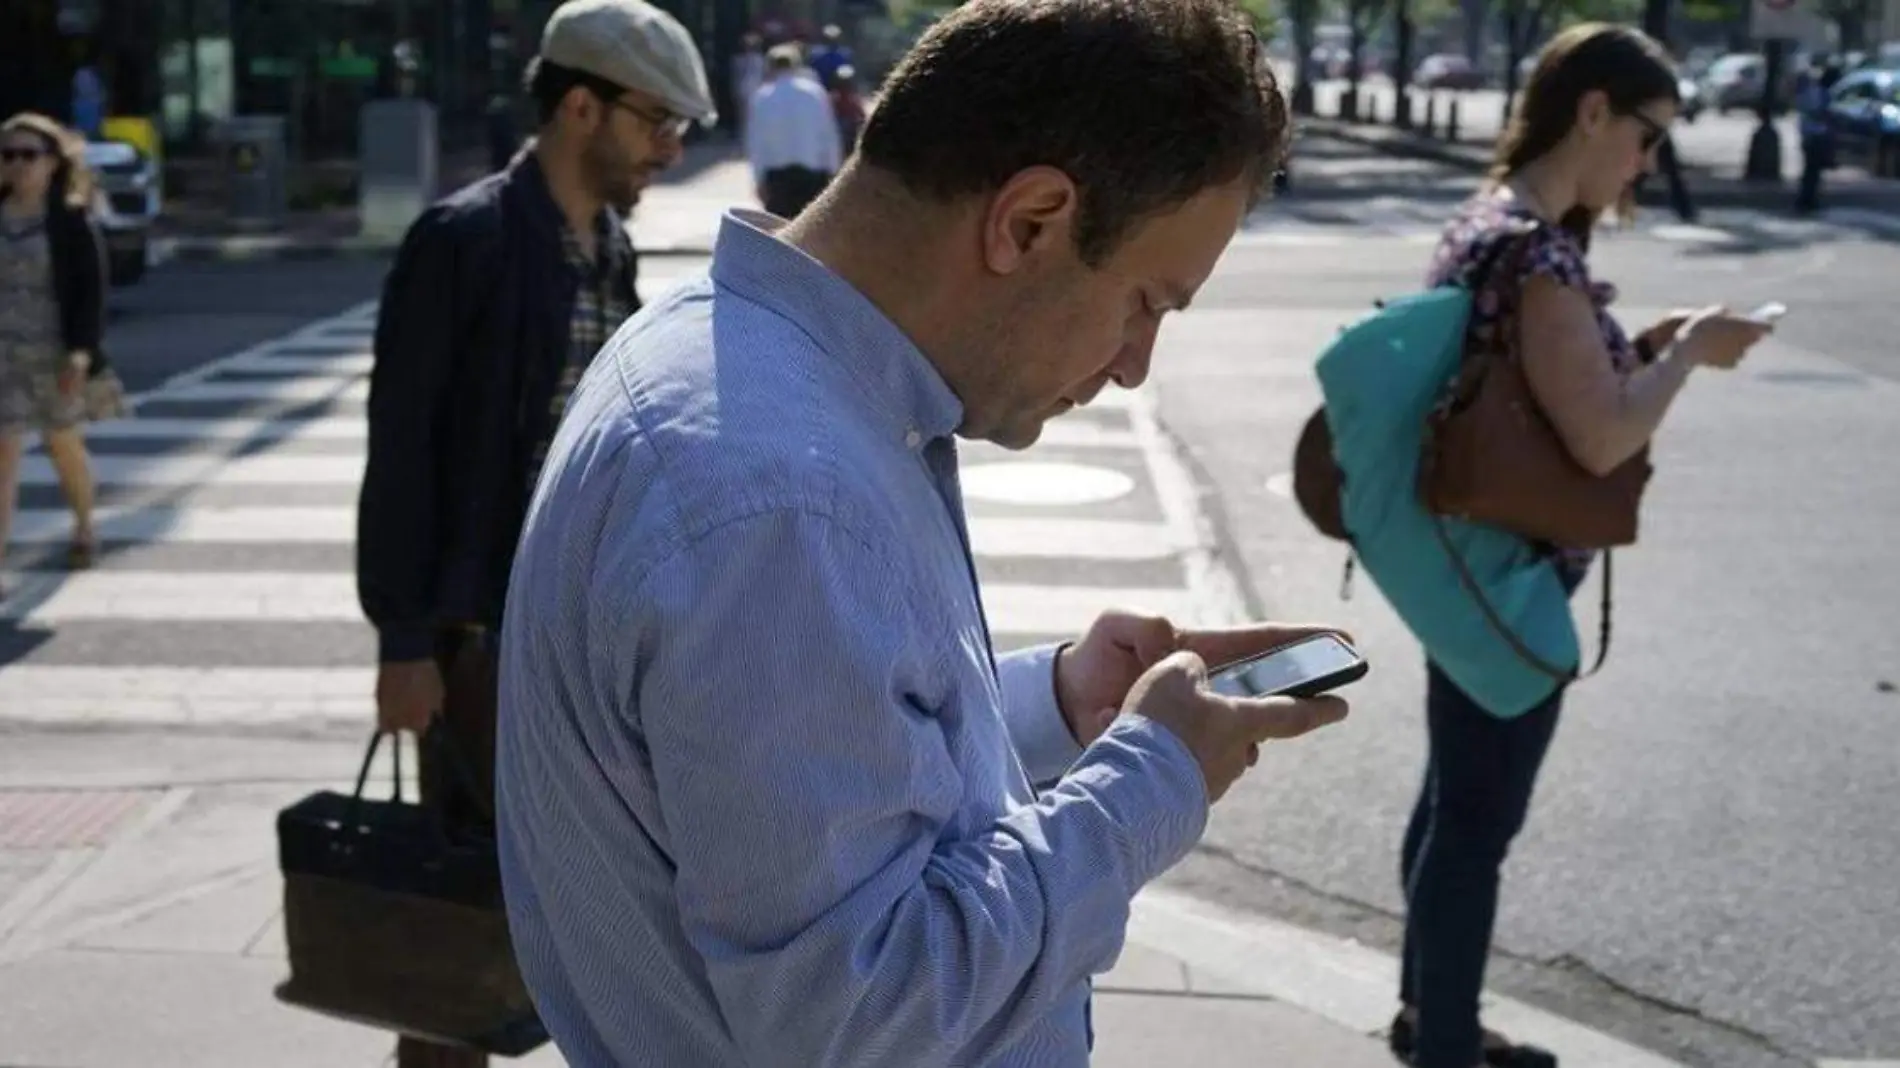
left=541, top=0, right=717, bottom=125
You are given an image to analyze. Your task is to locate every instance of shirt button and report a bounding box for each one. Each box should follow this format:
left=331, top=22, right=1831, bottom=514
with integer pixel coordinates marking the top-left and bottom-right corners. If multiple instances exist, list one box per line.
left=904, top=429, right=922, bottom=449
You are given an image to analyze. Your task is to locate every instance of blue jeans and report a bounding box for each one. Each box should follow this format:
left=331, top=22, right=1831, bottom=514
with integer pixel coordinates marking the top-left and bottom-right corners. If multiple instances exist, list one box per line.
left=1397, top=661, right=1566, bottom=1067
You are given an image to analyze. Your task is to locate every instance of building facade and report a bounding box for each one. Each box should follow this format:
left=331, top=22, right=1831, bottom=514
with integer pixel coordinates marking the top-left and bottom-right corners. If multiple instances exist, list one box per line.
left=3, top=0, right=756, bottom=162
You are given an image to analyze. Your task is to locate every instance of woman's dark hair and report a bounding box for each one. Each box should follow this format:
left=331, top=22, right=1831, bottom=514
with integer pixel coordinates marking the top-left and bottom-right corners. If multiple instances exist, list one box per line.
left=1489, top=23, right=1679, bottom=248
left=856, top=0, right=1289, bottom=267
left=0, top=111, right=94, bottom=212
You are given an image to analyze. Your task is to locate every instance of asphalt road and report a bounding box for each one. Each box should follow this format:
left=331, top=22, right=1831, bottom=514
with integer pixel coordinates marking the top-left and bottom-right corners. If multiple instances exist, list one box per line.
left=1151, top=148, right=1900, bottom=1066
left=38, top=141, right=1900, bottom=1066
left=1310, top=77, right=1818, bottom=181
left=102, top=258, right=388, bottom=394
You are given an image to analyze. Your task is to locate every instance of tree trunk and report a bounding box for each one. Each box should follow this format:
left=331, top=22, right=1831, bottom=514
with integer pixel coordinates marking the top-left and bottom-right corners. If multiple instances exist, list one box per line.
left=1394, top=0, right=1415, bottom=128
left=1291, top=0, right=1319, bottom=115
left=1461, top=0, right=1489, bottom=64
left=1346, top=9, right=1365, bottom=121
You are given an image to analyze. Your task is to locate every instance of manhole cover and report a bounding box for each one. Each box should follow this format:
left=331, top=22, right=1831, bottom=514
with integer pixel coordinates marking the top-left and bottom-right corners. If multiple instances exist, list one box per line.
left=0, top=790, right=154, bottom=849
left=961, top=462, right=1136, bottom=505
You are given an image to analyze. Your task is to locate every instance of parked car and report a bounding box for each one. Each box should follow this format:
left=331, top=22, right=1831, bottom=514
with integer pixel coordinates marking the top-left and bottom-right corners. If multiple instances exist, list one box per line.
left=1703, top=53, right=1798, bottom=114
left=1678, top=75, right=1705, bottom=122
left=1414, top=53, right=1485, bottom=90
left=82, top=138, right=160, bottom=286
left=1827, top=66, right=1900, bottom=178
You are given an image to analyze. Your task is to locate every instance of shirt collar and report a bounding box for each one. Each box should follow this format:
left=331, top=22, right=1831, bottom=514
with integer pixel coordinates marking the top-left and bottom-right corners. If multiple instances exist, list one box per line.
left=514, top=147, right=626, bottom=273
left=709, top=209, right=963, bottom=447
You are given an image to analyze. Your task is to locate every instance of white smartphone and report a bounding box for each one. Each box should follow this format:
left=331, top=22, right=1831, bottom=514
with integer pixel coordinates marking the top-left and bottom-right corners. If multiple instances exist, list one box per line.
left=1206, top=633, right=1368, bottom=700
left=1744, top=301, right=1788, bottom=325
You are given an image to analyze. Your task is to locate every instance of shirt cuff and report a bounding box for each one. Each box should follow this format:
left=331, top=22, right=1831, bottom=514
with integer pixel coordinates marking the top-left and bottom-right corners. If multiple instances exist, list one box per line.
left=997, top=642, right=1085, bottom=788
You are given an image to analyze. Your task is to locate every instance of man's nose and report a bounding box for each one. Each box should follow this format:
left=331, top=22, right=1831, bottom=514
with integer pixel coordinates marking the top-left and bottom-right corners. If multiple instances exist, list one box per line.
left=1108, top=334, right=1157, bottom=391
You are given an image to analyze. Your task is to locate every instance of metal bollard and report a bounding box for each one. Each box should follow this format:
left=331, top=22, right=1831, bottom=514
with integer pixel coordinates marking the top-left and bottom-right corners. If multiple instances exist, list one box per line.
left=1447, top=97, right=1461, bottom=141
left=1424, top=94, right=1437, bottom=137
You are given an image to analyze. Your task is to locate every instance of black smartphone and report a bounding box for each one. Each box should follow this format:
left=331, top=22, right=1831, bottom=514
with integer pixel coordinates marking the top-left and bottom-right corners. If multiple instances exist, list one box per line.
left=1205, top=633, right=1368, bottom=699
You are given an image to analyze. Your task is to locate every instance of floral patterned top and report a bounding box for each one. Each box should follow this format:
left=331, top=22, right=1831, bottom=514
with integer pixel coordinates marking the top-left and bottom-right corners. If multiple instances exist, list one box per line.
left=1424, top=190, right=1638, bottom=576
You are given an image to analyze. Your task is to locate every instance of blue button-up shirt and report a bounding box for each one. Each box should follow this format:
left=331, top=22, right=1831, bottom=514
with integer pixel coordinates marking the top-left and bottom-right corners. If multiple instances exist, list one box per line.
left=495, top=210, right=1209, bottom=1067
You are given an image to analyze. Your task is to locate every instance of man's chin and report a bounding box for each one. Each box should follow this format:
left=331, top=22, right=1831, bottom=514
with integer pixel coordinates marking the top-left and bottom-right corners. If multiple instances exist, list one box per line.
left=983, top=419, right=1045, bottom=451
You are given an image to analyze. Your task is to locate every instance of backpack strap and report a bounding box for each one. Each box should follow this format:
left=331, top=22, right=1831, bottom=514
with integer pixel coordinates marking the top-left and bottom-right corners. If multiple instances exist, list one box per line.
left=1429, top=512, right=1613, bottom=684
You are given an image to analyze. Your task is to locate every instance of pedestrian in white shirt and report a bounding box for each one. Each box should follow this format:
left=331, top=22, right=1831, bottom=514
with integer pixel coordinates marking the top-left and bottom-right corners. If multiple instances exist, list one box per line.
left=746, top=44, right=842, bottom=218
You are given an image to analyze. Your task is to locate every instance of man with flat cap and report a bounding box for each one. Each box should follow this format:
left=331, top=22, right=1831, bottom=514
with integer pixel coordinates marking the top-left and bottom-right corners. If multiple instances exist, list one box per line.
left=353, top=2, right=713, bottom=1063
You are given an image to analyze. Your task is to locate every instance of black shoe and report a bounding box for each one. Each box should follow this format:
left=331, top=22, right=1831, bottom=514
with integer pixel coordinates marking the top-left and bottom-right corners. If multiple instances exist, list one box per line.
left=1387, top=1010, right=1559, bottom=1068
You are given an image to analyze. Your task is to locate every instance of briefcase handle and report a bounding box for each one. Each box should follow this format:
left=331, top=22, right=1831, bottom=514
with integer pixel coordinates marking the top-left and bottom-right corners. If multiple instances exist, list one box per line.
left=347, top=727, right=494, bottom=826
left=351, top=730, right=410, bottom=808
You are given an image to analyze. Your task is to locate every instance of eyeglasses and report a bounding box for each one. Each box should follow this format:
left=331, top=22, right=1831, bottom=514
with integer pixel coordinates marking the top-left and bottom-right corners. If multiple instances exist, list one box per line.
left=609, top=97, right=691, bottom=141
left=0, top=148, right=46, bottom=164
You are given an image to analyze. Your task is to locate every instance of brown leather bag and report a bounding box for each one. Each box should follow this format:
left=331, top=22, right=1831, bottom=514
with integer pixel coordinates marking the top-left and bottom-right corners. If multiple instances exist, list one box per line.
left=1292, top=408, right=1348, bottom=541
left=1420, top=223, right=1653, bottom=550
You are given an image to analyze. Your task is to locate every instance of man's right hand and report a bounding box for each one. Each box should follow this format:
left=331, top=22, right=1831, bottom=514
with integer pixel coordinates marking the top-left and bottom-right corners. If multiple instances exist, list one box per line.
left=376, top=658, right=444, bottom=734
left=1125, top=650, right=1349, bottom=803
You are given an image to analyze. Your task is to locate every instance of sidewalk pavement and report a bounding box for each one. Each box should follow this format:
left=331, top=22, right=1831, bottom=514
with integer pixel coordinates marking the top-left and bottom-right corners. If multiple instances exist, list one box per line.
left=0, top=729, right=1398, bottom=1067
left=151, top=142, right=752, bottom=265
left=1302, top=115, right=1900, bottom=214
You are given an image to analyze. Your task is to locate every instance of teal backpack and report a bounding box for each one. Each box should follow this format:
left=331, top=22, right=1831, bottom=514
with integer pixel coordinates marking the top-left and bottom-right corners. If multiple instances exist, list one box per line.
left=1292, top=253, right=1604, bottom=719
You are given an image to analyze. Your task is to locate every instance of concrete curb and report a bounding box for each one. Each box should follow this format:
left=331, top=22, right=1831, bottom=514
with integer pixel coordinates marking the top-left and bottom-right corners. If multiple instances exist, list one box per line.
left=1300, top=118, right=1900, bottom=213
left=1130, top=888, right=1694, bottom=1068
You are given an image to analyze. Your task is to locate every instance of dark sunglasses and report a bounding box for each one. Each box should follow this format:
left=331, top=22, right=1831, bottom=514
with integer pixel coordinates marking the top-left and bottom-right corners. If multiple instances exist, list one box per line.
left=0, top=147, right=47, bottom=164
left=1622, top=109, right=1668, bottom=152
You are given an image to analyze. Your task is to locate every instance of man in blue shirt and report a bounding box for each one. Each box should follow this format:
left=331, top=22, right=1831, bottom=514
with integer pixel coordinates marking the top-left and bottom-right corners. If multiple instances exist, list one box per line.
left=496, top=1, right=1349, bottom=1065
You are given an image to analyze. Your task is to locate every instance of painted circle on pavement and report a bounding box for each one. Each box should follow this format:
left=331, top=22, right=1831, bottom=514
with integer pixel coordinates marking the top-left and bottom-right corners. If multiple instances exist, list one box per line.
left=961, top=462, right=1135, bottom=506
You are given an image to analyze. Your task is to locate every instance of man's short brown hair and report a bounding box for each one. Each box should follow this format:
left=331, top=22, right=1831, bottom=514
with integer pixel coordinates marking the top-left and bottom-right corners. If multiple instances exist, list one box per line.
left=856, top=0, right=1289, bottom=266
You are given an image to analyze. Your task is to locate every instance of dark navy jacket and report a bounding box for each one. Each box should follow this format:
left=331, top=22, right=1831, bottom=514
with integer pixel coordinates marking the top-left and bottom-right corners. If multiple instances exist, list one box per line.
left=355, top=151, right=640, bottom=662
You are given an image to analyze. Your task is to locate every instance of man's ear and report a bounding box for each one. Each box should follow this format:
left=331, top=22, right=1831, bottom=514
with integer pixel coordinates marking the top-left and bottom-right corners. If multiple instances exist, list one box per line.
left=561, top=85, right=603, bottom=130
left=978, top=166, right=1079, bottom=277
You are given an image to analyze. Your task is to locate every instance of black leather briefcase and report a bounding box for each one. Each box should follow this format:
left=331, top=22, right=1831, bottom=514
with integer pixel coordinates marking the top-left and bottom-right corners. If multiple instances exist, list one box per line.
left=273, top=729, right=547, bottom=1056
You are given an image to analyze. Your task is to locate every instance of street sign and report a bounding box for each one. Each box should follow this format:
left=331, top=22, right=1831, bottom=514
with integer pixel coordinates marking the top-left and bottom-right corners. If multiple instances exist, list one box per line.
left=1751, top=0, right=1821, bottom=42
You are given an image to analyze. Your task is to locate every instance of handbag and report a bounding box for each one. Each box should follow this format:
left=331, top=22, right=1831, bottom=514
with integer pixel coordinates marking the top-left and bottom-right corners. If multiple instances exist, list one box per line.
left=274, top=728, right=548, bottom=1056
left=1420, top=219, right=1653, bottom=550
left=83, top=366, right=133, bottom=422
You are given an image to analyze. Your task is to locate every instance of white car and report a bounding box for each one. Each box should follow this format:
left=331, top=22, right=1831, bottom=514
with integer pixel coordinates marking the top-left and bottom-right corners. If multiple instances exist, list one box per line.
left=82, top=139, right=160, bottom=286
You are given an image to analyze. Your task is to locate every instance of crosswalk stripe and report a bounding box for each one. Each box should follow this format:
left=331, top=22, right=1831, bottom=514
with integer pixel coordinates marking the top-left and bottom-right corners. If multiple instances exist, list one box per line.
left=7, top=506, right=1186, bottom=559
left=74, top=415, right=1135, bottom=450
left=221, top=353, right=374, bottom=376
left=20, top=454, right=364, bottom=486
left=82, top=417, right=366, bottom=442
left=251, top=335, right=371, bottom=354
left=1234, top=202, right=1900, bottom=247
left=162, top=378, right=368, bottom=404
left=0, top=666, right=374, bottom=725
left=0, top=572, right=1198, bottom=630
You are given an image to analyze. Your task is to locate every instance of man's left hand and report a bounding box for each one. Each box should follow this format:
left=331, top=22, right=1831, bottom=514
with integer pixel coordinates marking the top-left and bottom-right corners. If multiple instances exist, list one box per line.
left=1054, top=610, right=1353, bottom=748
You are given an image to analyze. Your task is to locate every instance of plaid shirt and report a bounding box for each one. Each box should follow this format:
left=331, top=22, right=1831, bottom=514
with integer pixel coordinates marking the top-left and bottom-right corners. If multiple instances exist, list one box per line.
left=528, top=210, right=639, bottom=491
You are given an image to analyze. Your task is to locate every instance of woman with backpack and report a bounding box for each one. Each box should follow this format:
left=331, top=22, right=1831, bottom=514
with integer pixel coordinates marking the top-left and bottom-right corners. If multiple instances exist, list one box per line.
left=1387, top=25, right=1771, bottom=1068
left=0, top=112, right=116, bottom=597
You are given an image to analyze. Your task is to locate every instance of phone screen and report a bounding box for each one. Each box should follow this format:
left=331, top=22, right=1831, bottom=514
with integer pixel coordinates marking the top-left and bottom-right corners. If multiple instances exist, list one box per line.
left=1746, top=301, right=1787, bottom=324
left=1207, top=635, right=1362, bottom=699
